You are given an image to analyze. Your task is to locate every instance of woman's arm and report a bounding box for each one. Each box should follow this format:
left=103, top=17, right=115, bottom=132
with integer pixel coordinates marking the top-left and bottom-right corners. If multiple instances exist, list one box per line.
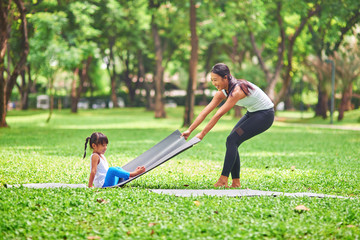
left=182, top=91, right=226, bottom=139
left=88, top=154, right=99, bottom=188
left=196, top=86, right=246, bottom=140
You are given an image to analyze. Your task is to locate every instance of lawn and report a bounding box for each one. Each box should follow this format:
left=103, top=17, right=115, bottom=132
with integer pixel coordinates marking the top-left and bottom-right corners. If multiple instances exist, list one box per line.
left=0, top=107, right=359, bottom=239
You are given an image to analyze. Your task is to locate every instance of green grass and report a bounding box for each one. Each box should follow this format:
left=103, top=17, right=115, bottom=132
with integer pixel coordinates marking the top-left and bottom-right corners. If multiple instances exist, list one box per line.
left=1, top=107, right=359, bottom=239
left=275, top=108, right=360, bottom=126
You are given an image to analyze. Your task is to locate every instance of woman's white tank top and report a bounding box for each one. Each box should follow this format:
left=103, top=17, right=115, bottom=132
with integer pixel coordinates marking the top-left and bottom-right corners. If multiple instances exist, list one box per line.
left=222, top=82, right=274, bottom=112
left=90, top=153, right=109, bottom=188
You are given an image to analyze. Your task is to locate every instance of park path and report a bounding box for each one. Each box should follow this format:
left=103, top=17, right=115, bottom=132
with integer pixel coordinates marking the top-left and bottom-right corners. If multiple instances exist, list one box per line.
left=274, top=121, right=360, bottom=131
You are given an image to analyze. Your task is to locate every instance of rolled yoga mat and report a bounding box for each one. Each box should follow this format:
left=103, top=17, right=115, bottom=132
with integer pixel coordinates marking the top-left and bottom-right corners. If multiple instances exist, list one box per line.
left=112, top=130, right=201, bottom=187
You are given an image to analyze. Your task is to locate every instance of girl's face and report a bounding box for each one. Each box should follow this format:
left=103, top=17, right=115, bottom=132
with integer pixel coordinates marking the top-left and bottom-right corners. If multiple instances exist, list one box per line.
left=210, top=72, right=228, bottom=91
left=92, top=143, right=108, bottom=155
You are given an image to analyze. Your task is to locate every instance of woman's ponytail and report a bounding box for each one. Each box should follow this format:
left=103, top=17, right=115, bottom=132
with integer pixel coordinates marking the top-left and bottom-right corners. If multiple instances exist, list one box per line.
left=83, top=137, right=91, bottom=159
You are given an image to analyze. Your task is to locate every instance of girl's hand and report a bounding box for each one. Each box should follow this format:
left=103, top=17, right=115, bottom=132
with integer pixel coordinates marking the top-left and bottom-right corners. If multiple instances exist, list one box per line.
left=195, top=132, right=205, bottom=140
left=181, top=129, right=192, bottom=140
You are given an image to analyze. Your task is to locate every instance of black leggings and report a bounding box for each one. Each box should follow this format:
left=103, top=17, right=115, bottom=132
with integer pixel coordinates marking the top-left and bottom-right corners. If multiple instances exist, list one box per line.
left=221, top=108, right=274, bottom=178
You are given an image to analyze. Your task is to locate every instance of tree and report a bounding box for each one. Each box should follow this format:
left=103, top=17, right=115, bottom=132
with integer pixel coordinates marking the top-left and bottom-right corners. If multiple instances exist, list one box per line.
left=93, top=0, right=125, bottom=108
left=149, top=0, right=167, bottom=118
left=306, top=0, right=360, bottom=118
left=334, top=39, right=360, bottom=120
left=275, top=2, right=321, bottom=107
left=65, top=1, right=99, bottom=113
left=149, top=0, right=188, bottom=118
left=15, top=64, right=33, bottom=110
left=306, top=56, right=332, bottom=118
left=0, top=0, right=29, bottom=128
left=183, top=0, right=198, bottom=127
left=70, top=56, right=93, bottom=113
left=117, top=0, right=150, bottom=107
left=250, top=1, right=320, bottom=106
left=93, top=0, right=151, bottom=108
left=28, top=11, right=69, bottom=122
left=240, top=0, right=285, bottom=101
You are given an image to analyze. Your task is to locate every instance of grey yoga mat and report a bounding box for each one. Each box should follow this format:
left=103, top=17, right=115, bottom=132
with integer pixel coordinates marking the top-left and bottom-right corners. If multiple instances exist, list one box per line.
left=112, top=130, right=201, bottom=187
left=149, top=189, right=351, bottom=199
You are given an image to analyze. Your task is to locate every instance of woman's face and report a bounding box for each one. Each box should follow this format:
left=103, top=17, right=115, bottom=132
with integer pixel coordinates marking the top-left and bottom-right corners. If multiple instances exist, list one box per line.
left=210, top=72, right=227, bottom=91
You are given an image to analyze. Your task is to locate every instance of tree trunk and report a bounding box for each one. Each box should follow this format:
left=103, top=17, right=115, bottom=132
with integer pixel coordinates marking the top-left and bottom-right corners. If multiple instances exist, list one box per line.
left=108, top=38, right=118, bottom=108
left=19, top=69, right=30, bottom=110
left=17, top=65, right=32, bottom=110
left=23, top=65, right=32, bottom=109
left=284, top=83, right=294, bottom=110
left=234, top=106, right=242, bottom=118
left=229, top=36, right=246, bottom=70
left=46, top=77, right=54, bottom=123
left=123, top=50, right=138, bottom=106
left=0, top=1, right=7, bottom=127
left=183, top=0, right=198, bottom=127
left=110, top=74, right=117, bottom=108
left=265, top=79, right=278, bottom=103
left=151, top=15, right=166, bottom=118
left=315, top=86, right=328, bottom=119
left=71, top=68, right=80, bottom=113
left=274, top=48, right=293, bottom=107
left=0, top=0, right=29, bottom=127
left=338, top=83, right=352, bottom=121
left=0, top=80, right=6, bottom=127
left=144, top=81, right=154, bottom=111
left=5, top=0, right=29, bottom=105
left=29, top=65, right=36, bottom=93
left=138, top=50, right=154, bottom=111
left=70, top=56, right=92, bottom=113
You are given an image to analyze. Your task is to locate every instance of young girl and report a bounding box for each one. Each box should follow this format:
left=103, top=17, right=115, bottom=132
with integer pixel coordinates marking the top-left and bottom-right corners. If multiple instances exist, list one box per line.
left=84, top=132, right=145, bottom=188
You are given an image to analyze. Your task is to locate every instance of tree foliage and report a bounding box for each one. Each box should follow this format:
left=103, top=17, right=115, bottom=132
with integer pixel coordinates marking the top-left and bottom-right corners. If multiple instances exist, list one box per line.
left=1, top=0, right=360, bottom=127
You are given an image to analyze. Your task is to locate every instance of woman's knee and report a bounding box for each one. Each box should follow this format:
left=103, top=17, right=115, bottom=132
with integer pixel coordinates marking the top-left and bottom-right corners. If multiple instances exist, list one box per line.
left=226, top=134, right=238, bottom=147
left=227, top=131, right=246, bottom=148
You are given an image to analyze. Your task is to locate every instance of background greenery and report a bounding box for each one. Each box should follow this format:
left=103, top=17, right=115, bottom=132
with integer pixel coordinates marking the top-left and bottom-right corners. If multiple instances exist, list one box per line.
left=0, top=108, right=359, bottom=239
left=3, top=0, right=360, bottom=116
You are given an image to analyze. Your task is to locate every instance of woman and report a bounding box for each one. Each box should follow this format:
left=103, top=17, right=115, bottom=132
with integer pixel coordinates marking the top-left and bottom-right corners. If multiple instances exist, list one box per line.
left=181, top=63, right=274, bottom=188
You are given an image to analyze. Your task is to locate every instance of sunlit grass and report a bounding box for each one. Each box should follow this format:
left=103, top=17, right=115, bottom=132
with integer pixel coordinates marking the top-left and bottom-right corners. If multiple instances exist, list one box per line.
left=276, top=108, right=360, bottom=126
left=1, top=107, right=359, bottom=194
left=0, top=107, right=359, bottom=239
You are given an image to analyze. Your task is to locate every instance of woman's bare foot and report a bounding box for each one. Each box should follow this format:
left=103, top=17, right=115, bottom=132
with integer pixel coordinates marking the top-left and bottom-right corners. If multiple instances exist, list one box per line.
left=214, top=175, right=229, bottom=188
left=230, top=178, right=241, bottom=188
left=130, top=166, right=146, bottom=177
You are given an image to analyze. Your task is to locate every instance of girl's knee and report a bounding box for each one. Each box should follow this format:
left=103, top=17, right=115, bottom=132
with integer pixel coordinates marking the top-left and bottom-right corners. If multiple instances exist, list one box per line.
left=107, top=167, right=118, bottom=175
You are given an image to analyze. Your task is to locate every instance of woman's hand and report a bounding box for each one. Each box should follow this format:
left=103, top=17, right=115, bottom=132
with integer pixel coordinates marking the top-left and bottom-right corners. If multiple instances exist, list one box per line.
left=181, top=129, right=192, bottom=140
left=195, top=132, right=205, bottom=140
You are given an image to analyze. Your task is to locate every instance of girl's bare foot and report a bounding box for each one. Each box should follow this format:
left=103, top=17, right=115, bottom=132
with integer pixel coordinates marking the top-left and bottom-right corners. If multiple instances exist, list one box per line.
left=230, top=178, right=241, bottom=188
left=130, top=166, right=146, bottom=177
left=136, top=166, right=146, bottom=174
left=214, top=175, right=229, bottom=188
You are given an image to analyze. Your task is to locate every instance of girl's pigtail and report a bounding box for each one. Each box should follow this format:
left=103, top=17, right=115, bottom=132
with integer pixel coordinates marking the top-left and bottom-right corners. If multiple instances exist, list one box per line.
left=83, top=137, right=91, bottom=159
